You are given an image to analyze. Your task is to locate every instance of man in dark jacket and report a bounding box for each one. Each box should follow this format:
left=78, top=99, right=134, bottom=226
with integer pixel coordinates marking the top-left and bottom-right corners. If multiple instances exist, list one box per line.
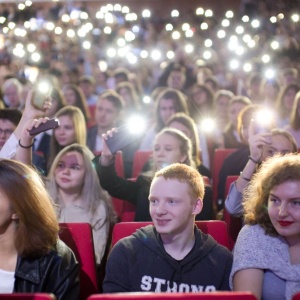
left=103, top=163, right=232, bottom=293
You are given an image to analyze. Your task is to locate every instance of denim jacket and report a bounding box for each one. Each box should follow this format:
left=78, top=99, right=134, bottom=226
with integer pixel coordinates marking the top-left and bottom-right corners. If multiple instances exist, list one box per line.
left=14, top=239, right=80, bottom=300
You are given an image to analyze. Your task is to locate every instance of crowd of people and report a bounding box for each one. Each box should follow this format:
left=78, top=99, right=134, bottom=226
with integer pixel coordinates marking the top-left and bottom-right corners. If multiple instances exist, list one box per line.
left=0, top=0, right=300, bottom=299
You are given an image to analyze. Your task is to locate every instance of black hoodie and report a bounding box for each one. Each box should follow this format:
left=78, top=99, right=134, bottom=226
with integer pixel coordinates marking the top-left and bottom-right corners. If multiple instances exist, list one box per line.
left=103, top=225, right=232, bottom=293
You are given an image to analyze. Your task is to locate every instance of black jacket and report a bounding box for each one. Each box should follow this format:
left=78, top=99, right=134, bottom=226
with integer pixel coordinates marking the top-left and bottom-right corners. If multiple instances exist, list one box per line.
left=103, top=225, right=232, bottom=292
left=14, top=240, right=80, bottom=300
left=93, top=156, right=213, bottom=221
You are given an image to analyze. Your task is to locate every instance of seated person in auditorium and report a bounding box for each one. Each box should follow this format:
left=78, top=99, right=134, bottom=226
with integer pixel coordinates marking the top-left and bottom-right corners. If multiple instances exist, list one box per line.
left=1, top=78, right=23, bottom=109
left=230, top=154, right=300, bottom=300
left=0, top=159, right=79, bottom=299
left=95, top=127, right=213, bottom=221
left=217, top=105, right=270, bottom=211
left=103, top=163, right=232, bottom=293
left=46, top=144, right=116, bottom=265
left=225, top=128, right=297, bottom=217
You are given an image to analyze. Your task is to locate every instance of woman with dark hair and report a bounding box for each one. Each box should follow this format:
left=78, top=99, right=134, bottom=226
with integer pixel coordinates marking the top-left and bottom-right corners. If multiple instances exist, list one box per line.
left=0, top=159, right=79, bottom=298
left=231, top=154, right=300, bottom=300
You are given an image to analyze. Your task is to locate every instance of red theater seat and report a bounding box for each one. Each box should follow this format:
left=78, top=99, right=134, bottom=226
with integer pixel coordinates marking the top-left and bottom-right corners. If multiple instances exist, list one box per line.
left=0, top=294, right=55, bottom=300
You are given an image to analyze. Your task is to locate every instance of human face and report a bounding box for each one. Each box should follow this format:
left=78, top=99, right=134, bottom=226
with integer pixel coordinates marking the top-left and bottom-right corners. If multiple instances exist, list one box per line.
left=153, top=133, right=187, bottom=170
left=268, top=180, right=300, bottom=245
left=0, top=188, right=16, bottom=235
left=167, top=71, right=185, bottom=90
left=149, top=177, right=201, bottom=237
left=4, top=85, right=20, bottom=108
left=229, top=102, right=247, bottom=127
left=0, top=120, right=15, bottom=149
left=168, top=121, right=192, bottom=139
left=159, top=98, right=176, bottom=125
left=192, top=88, right=207, bottom=106
left=64, top=88, right=77, bottom=106
left=54, top=151, right=86, bottom=194
left=261, top=134, right=294, bottom=161
left=118, top=88, right=132, bottom=106
left=283, top=88, right=297, bottom=110
left=54, top=115, right=76, bottom=146
left=95, top=98, right=119, bottom=130
left=216, top=95, right=230, bottom=119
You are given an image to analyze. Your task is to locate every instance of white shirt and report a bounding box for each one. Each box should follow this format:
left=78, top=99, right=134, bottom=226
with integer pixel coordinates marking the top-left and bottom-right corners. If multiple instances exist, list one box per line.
left=0, top=133, right=18, bottom=159
left=0, top=269, right=15, bottom=293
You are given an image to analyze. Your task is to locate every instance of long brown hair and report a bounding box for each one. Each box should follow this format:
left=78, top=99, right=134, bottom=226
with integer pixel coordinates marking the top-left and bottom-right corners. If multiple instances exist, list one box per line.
left=0, top=159, right=58, bottom=257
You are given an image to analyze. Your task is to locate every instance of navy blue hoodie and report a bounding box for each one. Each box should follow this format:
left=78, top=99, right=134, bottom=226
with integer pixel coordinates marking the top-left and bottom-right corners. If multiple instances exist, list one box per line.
left=103, top=225, right=232, bottom=293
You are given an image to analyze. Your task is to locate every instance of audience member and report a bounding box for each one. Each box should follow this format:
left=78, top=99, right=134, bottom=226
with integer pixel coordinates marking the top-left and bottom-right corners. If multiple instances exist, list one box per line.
left=78, top=75, right=98, bottom=107
left=96, top=127, right=213, bottom=221
left=230, top=154, right=300, bottom=300
left=2, top=78, right=23, bottom=109
left=103, top=163, right=233, bottom=292
left=0, top=159, right=79, bottom=299
left=225, top=128, right=297, bottom=216
left=46, top=144, right=116, bottom=265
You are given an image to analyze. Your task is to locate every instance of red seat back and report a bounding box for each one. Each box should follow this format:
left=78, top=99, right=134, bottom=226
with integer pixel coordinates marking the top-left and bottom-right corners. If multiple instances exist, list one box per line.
left=0, top=295, right=55, bottom=300
left=111, top=221, right=229, bottom=249
left=293, top=293, right=300, bottom=300
left=223, top=175, right=242, bottom=250
left=132, top=150, right=152, bottom=178
left=212, top=148, right=237, bottom=211
left=88, top=292, right=256, bottom=300
left=59, top=223, right=98, bottom=300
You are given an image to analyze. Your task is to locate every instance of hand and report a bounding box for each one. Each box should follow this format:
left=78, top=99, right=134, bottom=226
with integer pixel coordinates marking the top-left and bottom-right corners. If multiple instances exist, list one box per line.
left=101, top=127, right=119, bottom=166
left=248, top=119, right=272, bottom=162
left=20, top=117, right=49, bottom=147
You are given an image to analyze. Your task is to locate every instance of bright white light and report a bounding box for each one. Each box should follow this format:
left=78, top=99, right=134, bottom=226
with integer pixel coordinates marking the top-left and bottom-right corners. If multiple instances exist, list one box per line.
left=27, top=43, right=36, bottom=52
left=106, top=4, right=113, bottom=11
left=265, top=69, right=275, bottom=79
left=196, top=7, right=204, bottom=15
left=104, top=26, right=112, bottom=34
left=118, top=47, right=128, bottom=57
left=251, top=19, right=260, bottom=28
left=242, top=15, right=249, bottom=22
left=70, top=10, right=80, bottom=20
left=171, top=10, right=179, bottom=17
left=14, top=28, right=26, bottom=37
left=25, top=0, right=32, bottom=6
left=270, top=16, right=277, bottom=23
left=243, top=63, right=252, bottom=72
left=31, top=52, right=41, bottom=62
left=203, top=50, right=212, bottom=60
left=151, top=50, right=161, bottom=61
left=45, top=22, right=55, bottom=31
left=262, top=54, right=270, bottom=63
left=127, top=53, right=137, bottom=64
left=98, top=60, right=108, bottom=72
left=117, top=38, right=126, bottom=47
left=80, top=12, right=88, bottom=19
left=200, top=117, right=216, bottom=133
left=82, top=41, right=91, bottom=49
left=236, top=46, right=245, bottom=56
left=100, top=6, right=108, bottom=13
left=132, top=25, right=139, bottom=33
left=229, top=59, right=239, bottom=70
left=248, top=40, right=256, bottom=48
left=122, top=6, right=130, bottom=14
left=96, top=11, right=104, bottom=19
left=185, top=29, right=194, bottom=38
left=67, top=29, right=75, bottom=38
left=236, top=26, right=244, bottom=34
left=243, top=34, right=251, bottom=43
left=217, top=30, right=226, bottom=38
left=185, top=44, right=194, bottom=53
left=114, top=4, right=121, bottom=11
left=37, top=81, right=51, bottom=94
left=107, top=48, right=116, bottom=57
left=165, top=23, right=173, bottom=31
left=228, top=35, right=238, bottom=50
left=204, top=39, right=213, bottom=47
left=167, top=51, right=175, bottom=59
left=225, top=11, right=234, bottom=18
left=62, top=14, right=70, bottom=22
left=127, top=115, right=146, bottom=134
left=124, top=31, right=135, bottom=42
left=8, top=22, right=16, bottom=29
left=278, top=13, right=284, bottom=19
left=54, top=27, right=63, bottom=35
left=3, top=27, right=9, bottom=34
left=182, top=23, right=190, bottom=31
left=13, top=47, right=25, bottom=58
left=143, top=96, right=151, bottom=104
left=172, top=31, right=181, bottom=39
left=105, top=13, right=114, bottom=24
left=142, top=9, right=151, bottom=18
left=0, top=17, right=6, bottom=24
left=140, top=50, right=148, bottom=58
left=205, top=9, right=213, bottom=17
left=291, top=14, right=300, bottom=22
left=77, top=28, right=87, bottom=38
left=222, top=19, right=230, bottom=27
left=18, top=3, right=26, bottom=10
left=271, top=41, right=279, bottom=50
left=201, top=22, right=208, bottom=30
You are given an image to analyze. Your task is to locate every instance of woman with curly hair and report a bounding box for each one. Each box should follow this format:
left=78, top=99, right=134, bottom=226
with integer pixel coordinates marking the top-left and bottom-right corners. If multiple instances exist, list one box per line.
left=230, top=153, right=300, bottom=300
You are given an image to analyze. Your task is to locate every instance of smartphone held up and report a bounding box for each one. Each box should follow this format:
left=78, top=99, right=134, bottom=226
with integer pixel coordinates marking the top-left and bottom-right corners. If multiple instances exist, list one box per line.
left=31, top=81, right=52, bottom=110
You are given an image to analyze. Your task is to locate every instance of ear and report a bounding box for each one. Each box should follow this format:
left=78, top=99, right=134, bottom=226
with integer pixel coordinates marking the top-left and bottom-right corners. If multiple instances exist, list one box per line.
left=11, top=213, right=19, bottom=220
left=192, top=198, right=203, bottom=216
